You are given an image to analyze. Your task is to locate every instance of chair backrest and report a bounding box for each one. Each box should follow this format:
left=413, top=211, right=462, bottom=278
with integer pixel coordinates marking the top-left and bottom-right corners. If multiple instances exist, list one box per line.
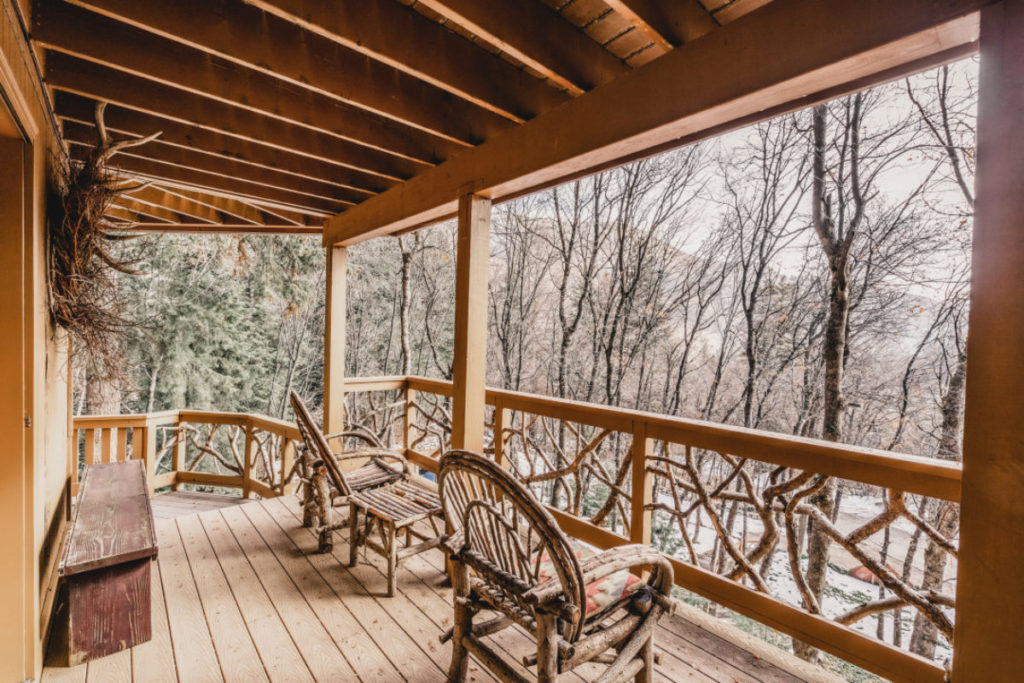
left=438, top=450, right=587, bottom=640
left=290, top=391, right=351, bottom=495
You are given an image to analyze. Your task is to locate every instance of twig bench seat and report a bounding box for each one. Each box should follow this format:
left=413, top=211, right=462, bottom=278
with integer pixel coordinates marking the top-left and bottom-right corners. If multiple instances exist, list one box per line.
left=53, top=461, right=157, bottom=666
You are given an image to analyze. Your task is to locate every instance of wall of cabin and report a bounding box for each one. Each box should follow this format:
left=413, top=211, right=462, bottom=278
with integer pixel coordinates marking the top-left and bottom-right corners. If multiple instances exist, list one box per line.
left=1, top=0, right=71, bottom=680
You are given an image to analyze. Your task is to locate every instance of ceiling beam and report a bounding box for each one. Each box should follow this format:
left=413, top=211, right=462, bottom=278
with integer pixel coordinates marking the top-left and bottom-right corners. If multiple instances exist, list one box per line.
left=157, top=186, right=288, bottom=226
left=121, top=186, right=225, bottom=224
left=325, top=0, right=984, bottom=246
left=237, top=0, right=568, bottom=121
left=39, top=0, right=508, bottom=146
left=33, top=18, right=459, bottom=167
left=603, top=0, right=718, bottom=51
left=69, top=145, right=344, bottom=216
left=111, top=198, right=181, bottom=223
left=117, top=189, right=216, bottom=224
left=62, top=121, right=369, bottom=206
left=414, top=0, right=629, bottom=95
left=116, top=223, right=321, bottom=235
left=43, top=54, right=426, bottom=181
left=54, top=91, right=389, bottom=195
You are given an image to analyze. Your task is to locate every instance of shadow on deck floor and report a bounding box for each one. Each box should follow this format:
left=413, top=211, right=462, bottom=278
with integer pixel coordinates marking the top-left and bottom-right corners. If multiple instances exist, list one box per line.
left=42, top=493, right=836, bottom=683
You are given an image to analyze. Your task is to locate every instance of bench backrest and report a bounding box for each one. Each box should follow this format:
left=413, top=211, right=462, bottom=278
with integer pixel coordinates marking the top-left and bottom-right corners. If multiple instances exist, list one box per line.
left=61, top=460, right=157, bottom=577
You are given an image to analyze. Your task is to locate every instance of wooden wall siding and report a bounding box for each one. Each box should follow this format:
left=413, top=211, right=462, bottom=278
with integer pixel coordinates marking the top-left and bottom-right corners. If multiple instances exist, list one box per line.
left=340, top=375, right=961, bottom=683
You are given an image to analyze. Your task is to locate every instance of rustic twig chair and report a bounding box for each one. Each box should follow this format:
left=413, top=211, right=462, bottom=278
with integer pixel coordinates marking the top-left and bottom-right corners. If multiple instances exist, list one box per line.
left=438, top=450, right=675, bottom=683
left=290, top=391, right=410, bottom=552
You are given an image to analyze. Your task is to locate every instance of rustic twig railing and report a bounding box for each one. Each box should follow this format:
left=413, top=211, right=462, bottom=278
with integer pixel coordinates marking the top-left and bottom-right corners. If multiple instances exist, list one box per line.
left=74, top=379, right=960, bottom=682
left=72, top=410, right=301, bottom=500
left=342, top=375, right=961, bottom=683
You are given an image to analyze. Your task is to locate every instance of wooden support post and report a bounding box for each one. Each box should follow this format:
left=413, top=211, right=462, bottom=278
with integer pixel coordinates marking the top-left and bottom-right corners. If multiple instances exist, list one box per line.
left=954, top=2, right=1024, bottom=679
left=630, top=422, right=652, bottom=546
left=450, top=193, right=491, bottom=452
left=324, top=243, right=347, bottom=433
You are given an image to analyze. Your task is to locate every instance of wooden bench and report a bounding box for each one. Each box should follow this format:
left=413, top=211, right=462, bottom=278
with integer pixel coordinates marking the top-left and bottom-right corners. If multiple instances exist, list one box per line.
left=53, top=460, right=158, bottom=666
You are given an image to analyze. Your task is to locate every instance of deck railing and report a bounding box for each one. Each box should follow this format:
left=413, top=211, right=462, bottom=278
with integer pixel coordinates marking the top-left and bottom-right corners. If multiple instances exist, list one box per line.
left=343, top=375, right=960, bottom=683
left=72, top=410, right=300, bottom=499
left=74, top=376, right=961, bottom=683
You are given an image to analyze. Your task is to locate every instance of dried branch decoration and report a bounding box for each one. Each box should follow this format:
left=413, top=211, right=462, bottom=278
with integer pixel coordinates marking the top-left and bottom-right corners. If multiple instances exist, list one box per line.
left=46, top=102, right=160, bottom=364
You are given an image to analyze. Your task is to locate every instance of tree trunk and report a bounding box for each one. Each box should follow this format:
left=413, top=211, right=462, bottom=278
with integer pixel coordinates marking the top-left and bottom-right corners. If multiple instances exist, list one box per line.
left=909, top=352, right=966, bottom=657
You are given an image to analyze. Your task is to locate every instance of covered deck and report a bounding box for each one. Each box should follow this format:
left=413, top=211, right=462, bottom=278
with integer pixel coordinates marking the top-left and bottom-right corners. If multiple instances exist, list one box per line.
left=43, top=493, right=832, bottom=683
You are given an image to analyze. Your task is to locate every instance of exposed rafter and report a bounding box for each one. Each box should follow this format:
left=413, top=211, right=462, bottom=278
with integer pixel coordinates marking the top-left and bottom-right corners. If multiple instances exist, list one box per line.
left=413, top=0, right=629, bottom=95
left=69, top=145, right=343, bottom=216
left=63, top=121, right=367, bottom=206
left=54, top=92, right=388, bottom=196
left=36, top=30, right=456, bottom=168
left=43, top=54, right=427, bottom=181
left=38, top=0, right=509, bottom=145
left=602, top=0, right=718, bottom=51
left=235, top=0, right=569, bottom=121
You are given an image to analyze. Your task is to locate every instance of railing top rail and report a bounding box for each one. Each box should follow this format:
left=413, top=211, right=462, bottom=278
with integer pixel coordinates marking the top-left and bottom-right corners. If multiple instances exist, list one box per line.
left=400, top=375, right=961, bottom=501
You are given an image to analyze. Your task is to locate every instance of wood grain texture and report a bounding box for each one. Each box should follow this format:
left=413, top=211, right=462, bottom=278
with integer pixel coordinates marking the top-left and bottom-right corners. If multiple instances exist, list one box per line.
left=66, top=560, right=151, bottom=666
left=62, top=461, right=157, bottom=576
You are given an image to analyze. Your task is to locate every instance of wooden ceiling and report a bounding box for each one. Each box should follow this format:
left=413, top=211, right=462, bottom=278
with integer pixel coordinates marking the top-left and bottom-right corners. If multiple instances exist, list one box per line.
left=29, top=0, right=769, bottom=234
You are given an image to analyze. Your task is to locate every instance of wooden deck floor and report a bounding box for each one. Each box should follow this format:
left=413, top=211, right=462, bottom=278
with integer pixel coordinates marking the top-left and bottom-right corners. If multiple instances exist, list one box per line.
left=42, top=494, right=834, bottom=683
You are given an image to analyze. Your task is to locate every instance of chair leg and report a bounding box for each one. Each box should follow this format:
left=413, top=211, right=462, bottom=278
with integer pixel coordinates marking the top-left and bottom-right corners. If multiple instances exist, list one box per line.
left=536, top=612, right=559, bottom=683
left=635, top=635, right=654, bottom=683
left=348, top=505, right=360, bottom=567
left=386, top=521, right=398, bottom=597
left=446, top=561, right=472, bottom=683
left=312, top=472, right=333, bottom=553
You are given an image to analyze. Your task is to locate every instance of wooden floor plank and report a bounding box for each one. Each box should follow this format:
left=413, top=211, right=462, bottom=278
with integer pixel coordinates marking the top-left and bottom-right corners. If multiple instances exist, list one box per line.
left=269, top=496, right=503, bottom=683
left=240, top=500, right=431, bottom=682
left=84, top=649, right=131, bottom=683
left=131, top=560, right=177, bottom=683
left=155, top=522, right=224, bottom=682
left=199, top=512, right=315, bottom=683
left=41, top=662, right=87, bottom=683
left=176, top=515, right=270, bottom=683
left=40, top=494, right=833, bottom=683
left=214, top=506, right=359, bottom=682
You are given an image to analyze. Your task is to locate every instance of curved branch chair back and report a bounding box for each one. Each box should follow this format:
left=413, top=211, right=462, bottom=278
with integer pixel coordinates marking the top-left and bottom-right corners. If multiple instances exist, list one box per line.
left=438, top=450, right=674, bottom=683
left=440, top=449, right=588, bottom=638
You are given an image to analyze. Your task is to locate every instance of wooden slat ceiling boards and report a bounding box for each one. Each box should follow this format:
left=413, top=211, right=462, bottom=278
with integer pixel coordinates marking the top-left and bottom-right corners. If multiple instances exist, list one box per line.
left=28, top=0, right=984, bottom=237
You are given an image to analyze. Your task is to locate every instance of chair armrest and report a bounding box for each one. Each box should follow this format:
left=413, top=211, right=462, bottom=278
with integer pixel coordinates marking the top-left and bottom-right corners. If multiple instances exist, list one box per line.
left=334, top=448, right=411, bottom=475
left=579, top=544, right=675, bottom=598
left=525, top=544, right=675, bottom=610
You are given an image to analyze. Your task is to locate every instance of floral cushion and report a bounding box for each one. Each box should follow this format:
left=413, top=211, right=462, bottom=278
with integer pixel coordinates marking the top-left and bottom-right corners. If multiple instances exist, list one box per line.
left=536, top=541, right=644, bottom=618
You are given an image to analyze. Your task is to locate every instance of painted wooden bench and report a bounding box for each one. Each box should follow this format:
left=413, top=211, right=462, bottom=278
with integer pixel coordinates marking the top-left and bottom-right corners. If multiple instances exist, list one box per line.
left=53, top=460, right=158, bottom=666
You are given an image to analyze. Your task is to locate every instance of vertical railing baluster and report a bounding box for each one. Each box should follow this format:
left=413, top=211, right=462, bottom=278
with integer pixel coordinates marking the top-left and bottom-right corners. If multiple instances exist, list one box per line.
left=100, top=428, right=112, bottom=464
